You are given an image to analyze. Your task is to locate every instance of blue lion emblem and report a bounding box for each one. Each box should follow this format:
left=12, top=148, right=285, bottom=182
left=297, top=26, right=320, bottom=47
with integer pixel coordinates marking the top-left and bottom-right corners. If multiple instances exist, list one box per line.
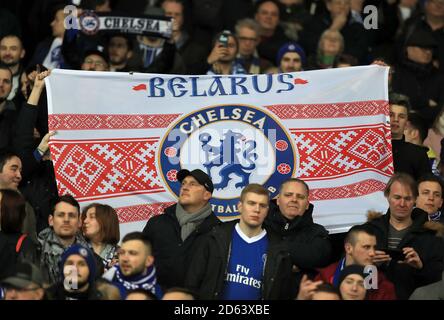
left=84, top=19, right=98, bottom=28
left=199, top=130, right=258, bottom=190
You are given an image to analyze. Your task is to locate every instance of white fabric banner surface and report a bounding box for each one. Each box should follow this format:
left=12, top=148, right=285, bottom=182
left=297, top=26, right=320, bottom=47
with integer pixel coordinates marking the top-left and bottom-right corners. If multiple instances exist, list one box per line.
left=45, top=66, right=392, bottom=235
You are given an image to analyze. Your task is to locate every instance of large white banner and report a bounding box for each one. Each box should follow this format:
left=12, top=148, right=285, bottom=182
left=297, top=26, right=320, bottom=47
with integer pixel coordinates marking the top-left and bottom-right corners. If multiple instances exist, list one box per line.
left=45, top=66, right=392, bottom=236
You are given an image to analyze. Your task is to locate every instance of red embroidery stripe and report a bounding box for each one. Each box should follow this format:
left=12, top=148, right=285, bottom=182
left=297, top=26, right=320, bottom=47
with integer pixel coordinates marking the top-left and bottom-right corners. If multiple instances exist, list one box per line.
left=266, top=100, right=388, bottom=119
left=116, top=202, right=175, bottom=223
left=310, top=179, right=386, bottom=201
left=48, top=114, right=181, bottom=130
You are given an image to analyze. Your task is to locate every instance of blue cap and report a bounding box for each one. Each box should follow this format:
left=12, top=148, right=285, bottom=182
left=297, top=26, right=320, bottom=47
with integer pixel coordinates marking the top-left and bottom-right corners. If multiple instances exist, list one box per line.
left=60, top=244, right=97, bottom=286
left=276, top=42, right=306, bottom=66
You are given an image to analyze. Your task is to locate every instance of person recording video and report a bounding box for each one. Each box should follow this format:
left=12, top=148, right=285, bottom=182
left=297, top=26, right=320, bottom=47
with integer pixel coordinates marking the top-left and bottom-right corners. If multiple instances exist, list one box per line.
left=206, top=30, right=247, bottom=75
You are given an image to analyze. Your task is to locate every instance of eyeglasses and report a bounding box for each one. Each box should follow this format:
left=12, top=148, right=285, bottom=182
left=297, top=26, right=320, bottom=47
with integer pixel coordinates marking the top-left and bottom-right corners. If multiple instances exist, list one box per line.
left=330, top=0, right=350, bottom=5
left=109, top=43, right=128, bottom=49
left=238, top=37, right=258, bottom=42
left=83, top=59, right=106, bottom=67
left=4, top=285, right=41, bottom=293
left=430, top=0, right=444, bottom=5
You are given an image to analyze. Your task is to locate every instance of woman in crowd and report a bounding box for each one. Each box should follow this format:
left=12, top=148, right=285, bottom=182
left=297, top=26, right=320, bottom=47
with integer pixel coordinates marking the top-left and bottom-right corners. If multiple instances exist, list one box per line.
left=81, top=203, right=120, bottom=271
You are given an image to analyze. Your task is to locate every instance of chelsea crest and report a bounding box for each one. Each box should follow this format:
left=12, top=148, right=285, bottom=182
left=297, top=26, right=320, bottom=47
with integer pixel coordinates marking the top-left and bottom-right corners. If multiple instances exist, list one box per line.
left=158, top=105, right=298, bottom=218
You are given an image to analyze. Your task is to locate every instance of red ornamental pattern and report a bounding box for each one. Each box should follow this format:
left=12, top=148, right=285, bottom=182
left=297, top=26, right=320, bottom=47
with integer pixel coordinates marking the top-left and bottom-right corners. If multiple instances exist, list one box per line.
left=50, top=139, right=164, bottom=200
left=291, top=126, right=393, bottom=180
left=48, top=114, right=181, bottom=130
left=167, top=170, right=178, bottom=182
left=277, top=163, right=291, bottom=174
left=116, top=202, right=175, bottom=223
left=266, top=100, right=388, bottom=119
left=310, top=179, right=386, bottom=201
left=275, top=140, right=288, bottom=151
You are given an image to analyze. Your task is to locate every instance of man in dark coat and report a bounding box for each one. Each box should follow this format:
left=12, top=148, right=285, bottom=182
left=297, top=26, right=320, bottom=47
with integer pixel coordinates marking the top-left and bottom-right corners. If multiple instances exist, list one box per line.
left=0, top=64, right=16, bottom=154
left=185, top=184, right=293, bottom=300
left=142, top=169, right=220, bottom=290
left=395, top=0, right=444, bottom=75
left=392, top=29, right=444, bottom=126
left=366, top=173, right=444, bottom=299
left=389, top=93, right=431, bottom=180
left=263, top=178, right=331, bottom=296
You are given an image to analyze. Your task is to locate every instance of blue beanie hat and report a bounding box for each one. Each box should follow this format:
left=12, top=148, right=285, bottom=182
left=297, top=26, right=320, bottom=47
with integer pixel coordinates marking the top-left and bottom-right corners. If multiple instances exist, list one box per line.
left=60, top=244, right=97, bottom=286
left=276, top=42, right=306, bottom=66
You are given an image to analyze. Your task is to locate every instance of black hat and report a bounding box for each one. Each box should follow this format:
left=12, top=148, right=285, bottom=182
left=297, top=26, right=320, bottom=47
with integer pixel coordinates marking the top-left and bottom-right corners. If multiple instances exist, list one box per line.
left=338, top=265, right=366, bottom=287
left=1, top=262, right=43, bottom=289
left=406, top=30, right=438, bottom=49
left=177, top=169, right=214, bottom=193
left=83, top=46, right=109, bottom=64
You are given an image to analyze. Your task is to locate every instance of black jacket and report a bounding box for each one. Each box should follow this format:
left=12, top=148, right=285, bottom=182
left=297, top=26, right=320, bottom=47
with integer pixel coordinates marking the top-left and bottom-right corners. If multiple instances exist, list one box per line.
left=46, top=282, right=101, bottom=300
left=185, top=220, right=294, bottom=300
left=142, top=204, right=220, bottom=289
left=257, top=25, right=290, bottom=65
left=0, top=233, right=14, bottom=279
left=391, top=137, right=431, bottom=181
left=0, top=100, right=17, bottom=154
left=391, top=61, right=444, bottom=126
left=263, top=202, right=331, bottom=270
left=0, top=232, right=38, bottom=279
left=366, top=208, right=444, bottom=299
left=14, top=104, right=58, bottom=233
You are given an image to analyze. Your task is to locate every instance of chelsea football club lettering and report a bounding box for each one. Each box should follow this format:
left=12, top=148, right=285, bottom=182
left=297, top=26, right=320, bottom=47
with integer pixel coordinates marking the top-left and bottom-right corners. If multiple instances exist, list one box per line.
left=159, top=105, right=297, bottom=218
left=103, top=17, right=160, bottom=32
left=179, top=108, right=266, bottom=133
left=146, top=74, right=295, bottom=98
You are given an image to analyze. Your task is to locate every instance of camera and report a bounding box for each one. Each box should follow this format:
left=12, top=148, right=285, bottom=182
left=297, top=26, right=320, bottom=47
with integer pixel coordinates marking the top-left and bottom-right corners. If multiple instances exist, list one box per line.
left=218, top=32, right=230, bottom=47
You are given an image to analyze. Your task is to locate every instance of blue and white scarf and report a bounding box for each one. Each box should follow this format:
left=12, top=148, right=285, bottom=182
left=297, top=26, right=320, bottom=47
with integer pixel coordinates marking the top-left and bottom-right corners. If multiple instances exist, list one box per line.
left=103, top=264, right=163, bottom=299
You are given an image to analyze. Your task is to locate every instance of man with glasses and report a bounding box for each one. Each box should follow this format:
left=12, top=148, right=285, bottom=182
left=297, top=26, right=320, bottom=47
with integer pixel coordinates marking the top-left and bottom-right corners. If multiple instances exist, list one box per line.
left=81, top=49, right=109, bottom=72
left=142, top=169, right=220, bottom=290
left=235, top=18, right=272, bottom=74
left=1, top=262, right=45, bottom=300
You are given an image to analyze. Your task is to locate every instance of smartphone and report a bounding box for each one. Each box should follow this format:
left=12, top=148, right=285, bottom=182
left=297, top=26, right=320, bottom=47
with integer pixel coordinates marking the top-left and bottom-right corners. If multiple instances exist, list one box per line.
left=386, top=249, right=404, bottom=261
left=219, top=33, right=229, bottom=47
